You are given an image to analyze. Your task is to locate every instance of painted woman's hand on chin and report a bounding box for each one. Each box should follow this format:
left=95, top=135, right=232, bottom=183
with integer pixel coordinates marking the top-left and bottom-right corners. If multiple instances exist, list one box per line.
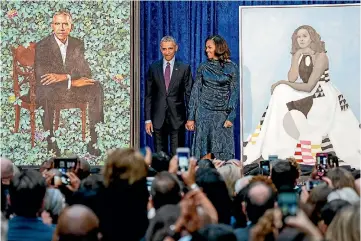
left=298, top=47, right=315, bottom=56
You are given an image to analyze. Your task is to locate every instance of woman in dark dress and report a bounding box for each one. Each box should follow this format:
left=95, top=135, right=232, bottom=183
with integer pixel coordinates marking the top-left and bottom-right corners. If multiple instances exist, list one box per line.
left=186, top=35, right=239, bottom=160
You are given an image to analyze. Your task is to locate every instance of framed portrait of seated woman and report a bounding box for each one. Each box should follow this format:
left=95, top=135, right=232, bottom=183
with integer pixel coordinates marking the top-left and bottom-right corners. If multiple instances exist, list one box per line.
left=239, top=4, right=360, bottom=168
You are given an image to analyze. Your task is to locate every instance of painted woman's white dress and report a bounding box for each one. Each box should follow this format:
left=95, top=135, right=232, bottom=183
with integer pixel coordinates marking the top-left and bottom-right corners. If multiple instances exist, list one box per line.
left=244, top=55, right=360, bottom=168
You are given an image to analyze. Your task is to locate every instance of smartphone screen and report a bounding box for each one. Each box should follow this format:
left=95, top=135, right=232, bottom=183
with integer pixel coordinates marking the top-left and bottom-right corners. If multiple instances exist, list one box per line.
left=305, top=180, right=324, bottom=191
left=278, top=192, right=298, bottom=217
left=146, top=177, right=154, bottom=193
left=316, top=153, right=328, bottom=177
left=260, top=160, right=270, bottom=176
left=53, top=158, right=77, bottom=185
left=177, top=147, right=190, bottom=172
left=268, top=155, right=278, bottom=162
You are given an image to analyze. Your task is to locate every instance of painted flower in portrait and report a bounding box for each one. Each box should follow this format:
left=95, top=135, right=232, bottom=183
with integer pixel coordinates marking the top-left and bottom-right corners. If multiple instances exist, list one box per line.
left=113, top=74, right=124, bottom=83
left=8, top=95, right=16, bottom=104
left=7, top=9, right=18, bottom=19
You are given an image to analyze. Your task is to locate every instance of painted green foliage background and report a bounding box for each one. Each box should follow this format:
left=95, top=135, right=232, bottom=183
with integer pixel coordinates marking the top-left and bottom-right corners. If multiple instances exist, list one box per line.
left=0, top=1, right=131, bottom=165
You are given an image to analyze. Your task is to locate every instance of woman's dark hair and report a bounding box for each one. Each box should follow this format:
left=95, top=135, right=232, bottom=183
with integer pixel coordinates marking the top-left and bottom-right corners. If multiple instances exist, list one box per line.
left=205, top=35, right=231, bottom=63
left=197, top=159, right=215, bottom=169
left=196, top=168, right=232, bottom=224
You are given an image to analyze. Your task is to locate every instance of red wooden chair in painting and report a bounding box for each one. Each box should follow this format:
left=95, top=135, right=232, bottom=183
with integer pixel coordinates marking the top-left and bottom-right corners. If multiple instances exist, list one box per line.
left=12, top=43, right=37, bottom=147
left=12, top=43, right=87, bottom=147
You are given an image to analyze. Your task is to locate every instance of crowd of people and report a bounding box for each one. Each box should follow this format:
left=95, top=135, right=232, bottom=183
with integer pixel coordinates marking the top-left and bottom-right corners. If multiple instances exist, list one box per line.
left=1, top=148, right=360, bottom=241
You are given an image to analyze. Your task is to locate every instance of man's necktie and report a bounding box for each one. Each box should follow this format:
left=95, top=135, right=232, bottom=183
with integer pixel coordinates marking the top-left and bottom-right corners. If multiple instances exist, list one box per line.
left=164, top=62, right=171, bottom=91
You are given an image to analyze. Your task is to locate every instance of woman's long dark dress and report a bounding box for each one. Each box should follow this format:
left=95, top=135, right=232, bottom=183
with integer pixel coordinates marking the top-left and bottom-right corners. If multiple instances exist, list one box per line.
left=188, top=59, right=239, bottom=160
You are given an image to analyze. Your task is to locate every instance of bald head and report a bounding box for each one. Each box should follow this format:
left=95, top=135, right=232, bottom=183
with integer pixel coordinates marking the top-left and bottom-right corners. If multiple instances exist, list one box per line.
left=248, top=183, right=272, bottom=205
left=1, top=157, right=14, bottom=184
left=245, top=182, right=275, bottom=224
left=56, top=205, right=100, bottom=240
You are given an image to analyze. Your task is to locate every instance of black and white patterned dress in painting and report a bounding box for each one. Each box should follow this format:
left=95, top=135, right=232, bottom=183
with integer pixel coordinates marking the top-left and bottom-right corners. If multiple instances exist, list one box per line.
left=244, top=54, right=360, bottom=168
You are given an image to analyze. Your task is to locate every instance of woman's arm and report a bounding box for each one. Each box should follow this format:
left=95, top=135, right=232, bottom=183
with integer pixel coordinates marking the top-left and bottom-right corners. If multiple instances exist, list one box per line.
left=226, top=64, right=240, bottom=123
left=288, top=51, right=303, bottom=83
left=284, top=53, right=328, bottom=92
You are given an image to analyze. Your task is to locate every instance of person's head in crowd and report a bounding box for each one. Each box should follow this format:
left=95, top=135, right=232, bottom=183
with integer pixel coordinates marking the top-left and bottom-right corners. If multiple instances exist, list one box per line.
left=145, top=204, right=180, bottom=241
left=196, top=168, right=232, bottom=224
left=1, top=157, right=14, bottom=185
left=248, top=175, right=278, bottom=194
left=197, top=159, right=215, bottom=169
left=192, top=224, right=237, bottom=241
left=44, top=188, right=65, bottom=224
left=326, top=167, right=356, bottom=190
left=150, top=171, right=182, bottom=210
left=307, top=182, right=333, bottom=224
left=271, top=159, right=300, bottom=190
left=9, top=170, right=46, bottom=217
left=71, top=174, right=104, bottom=212
left=103, top=148, right=148, bottom=187
left=325, top=204, right=360, bottom=241
left=53, top=204, right=101, bottom=241
left=77, top=157, right=91, bottom=180
left=150, top=151, right=171, bottom=173
left=244, top=181, right=276, bottom=225
left=217, top=163, right=242, bottom=197
left=318, top=199, right=351, bottom=234
left=39, top=158, right=54, bottom=173
left=327, top=187, right=360, bottom=204
left=248, top=208, right=280, bottom=241
left=98, top=148, right=149, bottom=241
left=232, top=183, right=250, bottom=229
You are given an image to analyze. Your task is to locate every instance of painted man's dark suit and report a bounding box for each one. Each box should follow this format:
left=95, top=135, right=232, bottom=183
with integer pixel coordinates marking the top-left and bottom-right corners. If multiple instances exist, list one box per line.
left=35, top=35, right=104, bottom=155
left=145, top=59, right=193, bottom=156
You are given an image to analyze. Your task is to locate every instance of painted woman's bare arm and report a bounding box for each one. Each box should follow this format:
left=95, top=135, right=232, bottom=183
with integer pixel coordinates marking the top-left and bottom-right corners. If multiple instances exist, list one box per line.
left=285, top=53, right=328, bottom=92
left=288, top=51, right=303, bottom=82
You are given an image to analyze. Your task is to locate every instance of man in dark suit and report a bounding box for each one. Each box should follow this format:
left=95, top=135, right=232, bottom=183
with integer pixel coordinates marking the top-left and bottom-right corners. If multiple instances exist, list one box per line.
left=145, top=36, right=193, bottom=156
left=35, top=10, right=104, bottom=156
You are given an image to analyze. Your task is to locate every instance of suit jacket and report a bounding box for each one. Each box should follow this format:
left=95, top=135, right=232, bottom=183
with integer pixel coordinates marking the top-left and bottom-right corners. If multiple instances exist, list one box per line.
left=34, top=35, right=91, bottom=96
left=145, top=59, right=192, bottom=130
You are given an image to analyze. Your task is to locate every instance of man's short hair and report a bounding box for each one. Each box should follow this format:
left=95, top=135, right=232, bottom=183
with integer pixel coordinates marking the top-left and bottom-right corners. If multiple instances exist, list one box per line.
left=150, top=172, right=182, bottom=210
left=244, top=182, right=275, bottom=224
left=53, top=10, right=73, bottom=24
left=271, top=159, right=299, bottom=190
left=9, top=170, right=46, bottom=217
left=160, top=36, right=177, bottom=45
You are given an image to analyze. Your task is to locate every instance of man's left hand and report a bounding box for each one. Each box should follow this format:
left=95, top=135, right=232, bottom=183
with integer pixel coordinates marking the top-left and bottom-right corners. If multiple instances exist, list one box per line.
left=41, top=73, right=68, bottom=85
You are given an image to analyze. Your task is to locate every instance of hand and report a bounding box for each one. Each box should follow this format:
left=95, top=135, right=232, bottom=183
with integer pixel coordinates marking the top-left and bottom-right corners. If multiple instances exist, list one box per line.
left=186, top=120, right=195, bottom=131
left=298, top=47, right=315, bottom=56
left=43, top=171, right=56, bottom=188
left=144, top=146, right=152, bottom=166
left=145, top=122, right=153, bottom=136
left=41, top=210, right=53, bottom=225
left=223, top=120, right=233, bottom=128
left=71, top=77, right=96, bottom=87
left=181, top=158, right=197, bottom=186
left=271, top=80, right=287, bottom=94
left=65, top=172, right=80, bottom=192
left=300, top=186, right=310, bottom=203
left=168, top=155, right=178, bottom=174
left=41, top=73, right=67, bottom=85
left=285, top=209, right=323, bottom=239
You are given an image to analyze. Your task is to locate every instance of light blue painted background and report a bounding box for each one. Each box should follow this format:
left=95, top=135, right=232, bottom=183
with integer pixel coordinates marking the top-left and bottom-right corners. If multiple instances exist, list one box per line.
left=240, top=4, right=360, bottom=139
